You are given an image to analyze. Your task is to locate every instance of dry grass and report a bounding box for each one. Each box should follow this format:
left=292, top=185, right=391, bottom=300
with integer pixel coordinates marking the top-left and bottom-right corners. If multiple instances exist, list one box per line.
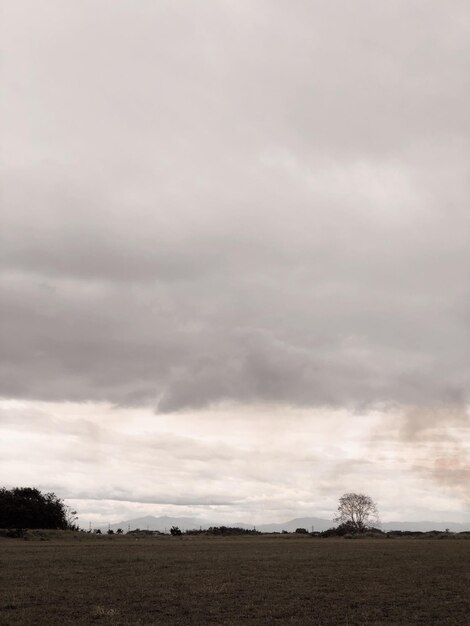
left=0, top=534, right=469, bottom=625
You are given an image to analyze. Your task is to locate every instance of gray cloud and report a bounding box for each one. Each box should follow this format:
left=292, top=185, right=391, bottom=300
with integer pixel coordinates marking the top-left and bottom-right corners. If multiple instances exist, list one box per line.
left=1, top=0, right=469, bottom=413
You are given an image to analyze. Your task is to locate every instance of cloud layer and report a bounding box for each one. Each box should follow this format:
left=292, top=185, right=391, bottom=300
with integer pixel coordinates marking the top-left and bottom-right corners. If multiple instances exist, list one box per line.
left=1, top=1, right=469, bottom=415
left=2, top=400, right=468, bottom=526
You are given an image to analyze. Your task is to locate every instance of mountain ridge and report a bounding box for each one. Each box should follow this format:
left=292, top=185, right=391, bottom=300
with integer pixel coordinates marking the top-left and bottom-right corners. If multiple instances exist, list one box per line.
left=101, top=515, right=470, bottom=533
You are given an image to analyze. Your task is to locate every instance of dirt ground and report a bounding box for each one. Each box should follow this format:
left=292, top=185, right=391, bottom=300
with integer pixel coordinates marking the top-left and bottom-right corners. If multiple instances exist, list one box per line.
left=1, top=534, right=469, bottom=625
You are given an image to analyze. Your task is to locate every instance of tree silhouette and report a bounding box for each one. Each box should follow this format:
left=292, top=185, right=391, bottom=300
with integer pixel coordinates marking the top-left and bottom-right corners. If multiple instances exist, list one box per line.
left=335, top=493, right=379, bottom=532
left=0, top=487, right=73, bottom=529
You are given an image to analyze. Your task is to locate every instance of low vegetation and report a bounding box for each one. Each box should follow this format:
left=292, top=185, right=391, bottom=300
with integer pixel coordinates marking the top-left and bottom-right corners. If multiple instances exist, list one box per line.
left=185, top=526, right=261, bottom=536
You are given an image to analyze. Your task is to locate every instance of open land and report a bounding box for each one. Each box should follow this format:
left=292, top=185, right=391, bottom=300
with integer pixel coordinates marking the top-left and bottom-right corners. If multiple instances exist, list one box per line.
left=1, top=534, right=469, bottom=625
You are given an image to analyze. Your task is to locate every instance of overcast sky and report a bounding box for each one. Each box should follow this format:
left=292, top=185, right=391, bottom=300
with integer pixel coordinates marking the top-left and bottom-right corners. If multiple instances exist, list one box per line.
left=1, top=0, right=469, bottom=527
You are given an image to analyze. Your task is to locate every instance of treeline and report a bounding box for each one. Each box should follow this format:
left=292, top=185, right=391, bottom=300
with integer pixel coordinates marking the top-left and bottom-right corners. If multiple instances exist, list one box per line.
left=319, top=523, right=470, bottom=539
left=0, top=487, right=76, bottom=530
left=85, top=526, right=261, bottom=536
left=185, top=526, right=261, bottom=536
left=90, top=526, right=470, bottom=539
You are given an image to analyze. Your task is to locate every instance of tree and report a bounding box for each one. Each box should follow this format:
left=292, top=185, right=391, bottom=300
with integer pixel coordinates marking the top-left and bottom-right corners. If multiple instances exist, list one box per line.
left=170, top=525, right=182, bottom=536
left=334, top=493, right=379, bottom=533
left=0, top=487, right=73, bottom=529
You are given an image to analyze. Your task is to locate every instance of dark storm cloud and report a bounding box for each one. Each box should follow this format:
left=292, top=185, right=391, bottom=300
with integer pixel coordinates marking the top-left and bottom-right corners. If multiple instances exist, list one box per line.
left=1, top=0, right=469, bottom=412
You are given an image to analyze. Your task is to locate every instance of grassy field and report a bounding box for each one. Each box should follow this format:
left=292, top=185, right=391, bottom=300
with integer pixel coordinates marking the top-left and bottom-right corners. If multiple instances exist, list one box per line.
left=1, top=534, right=469, bottom=625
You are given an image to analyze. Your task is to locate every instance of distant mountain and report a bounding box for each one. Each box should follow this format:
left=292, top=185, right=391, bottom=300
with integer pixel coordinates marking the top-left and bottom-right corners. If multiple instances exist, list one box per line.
left=102, top=515, right=470, bottom=534
left=103, top=515, right=333, bottom=533
left=105, top=515, right=214, bottom=533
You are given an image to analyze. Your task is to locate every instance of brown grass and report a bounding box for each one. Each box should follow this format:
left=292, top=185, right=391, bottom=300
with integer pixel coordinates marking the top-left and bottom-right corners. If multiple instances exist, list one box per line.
left=0, top=534, right=469, bottom=625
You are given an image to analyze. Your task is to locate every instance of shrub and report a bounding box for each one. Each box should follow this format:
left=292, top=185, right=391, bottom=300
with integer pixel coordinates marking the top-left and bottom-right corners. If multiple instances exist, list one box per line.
left=335, top=522, right=360, bottom=536
left=205, top=526, right=261, bottom=536
left=321, top=522, right=367, bottom=537
left=0, top=487, right=72, bottom=530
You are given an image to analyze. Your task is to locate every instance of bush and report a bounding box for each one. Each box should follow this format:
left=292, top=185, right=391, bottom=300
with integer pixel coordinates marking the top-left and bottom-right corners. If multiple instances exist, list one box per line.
left=205, top=526, right=261, bottom=536
left=295, top=528, right=308, bottom=534
left=321, top=522, right=373, bottom=537
left=0, top=487, right=72, bottom=530
left=185, top=526, right=261, bottom=536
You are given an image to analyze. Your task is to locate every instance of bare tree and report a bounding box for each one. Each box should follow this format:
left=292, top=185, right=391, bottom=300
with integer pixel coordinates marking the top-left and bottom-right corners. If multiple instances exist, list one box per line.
left=335, top=493, right=379, bottom=532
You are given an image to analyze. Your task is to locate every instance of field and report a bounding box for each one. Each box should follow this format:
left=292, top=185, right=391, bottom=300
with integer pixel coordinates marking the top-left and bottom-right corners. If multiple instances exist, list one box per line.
left=1, top=534, right=469, bottom=625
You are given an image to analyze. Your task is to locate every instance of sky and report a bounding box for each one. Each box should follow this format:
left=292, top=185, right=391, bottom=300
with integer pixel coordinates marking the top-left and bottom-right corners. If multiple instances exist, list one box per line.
left=1, top=0, right=469, bottom=528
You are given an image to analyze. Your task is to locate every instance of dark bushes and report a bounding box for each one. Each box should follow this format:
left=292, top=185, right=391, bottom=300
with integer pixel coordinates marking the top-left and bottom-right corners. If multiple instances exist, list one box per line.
left=0, top=487, right=73, bottom=530
left=185, top=526, right=261, bottom=536
left=320, top=523, right=385, bottom=537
